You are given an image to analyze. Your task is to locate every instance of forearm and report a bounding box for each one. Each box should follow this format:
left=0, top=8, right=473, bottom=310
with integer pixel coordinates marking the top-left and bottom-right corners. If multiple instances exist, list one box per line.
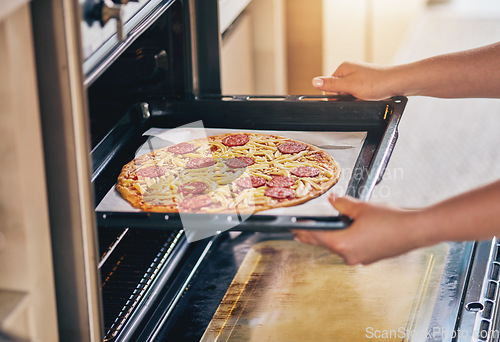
left=390, top=41, right=500, bottom=98
left=418, top=180, right=500, bottom=245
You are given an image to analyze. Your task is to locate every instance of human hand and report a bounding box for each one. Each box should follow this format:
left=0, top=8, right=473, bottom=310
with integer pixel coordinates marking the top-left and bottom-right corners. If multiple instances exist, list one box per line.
left=292, top=194, right=429, bottom=265
left=312, top=61, right=399, bottom=101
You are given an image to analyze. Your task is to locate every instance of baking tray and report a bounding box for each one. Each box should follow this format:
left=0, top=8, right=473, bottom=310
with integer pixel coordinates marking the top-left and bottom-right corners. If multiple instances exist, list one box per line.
left=97, top=127, right=364, bottom=208
left=93, top=95, right=406, bottom=232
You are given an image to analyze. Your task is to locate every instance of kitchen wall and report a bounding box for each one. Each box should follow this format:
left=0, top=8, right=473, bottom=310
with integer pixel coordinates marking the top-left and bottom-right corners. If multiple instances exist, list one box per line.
left=285, top=0, right=323, bottom=95
left=220, top=0, right=286, bottom=95
left=0, top=3, right=59, bottom=341
left=220, top=0, right=430, bottom=95
left=322, top=0, right=428, bottom=75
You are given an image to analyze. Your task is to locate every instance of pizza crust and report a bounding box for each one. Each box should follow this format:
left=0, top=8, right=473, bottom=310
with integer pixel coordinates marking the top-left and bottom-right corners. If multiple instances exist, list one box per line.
left=116, top=132, right=341, bottom=213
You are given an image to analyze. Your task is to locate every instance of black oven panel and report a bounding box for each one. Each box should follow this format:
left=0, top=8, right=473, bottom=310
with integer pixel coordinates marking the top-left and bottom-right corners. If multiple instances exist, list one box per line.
left=81, top=0, right=179, bottom=87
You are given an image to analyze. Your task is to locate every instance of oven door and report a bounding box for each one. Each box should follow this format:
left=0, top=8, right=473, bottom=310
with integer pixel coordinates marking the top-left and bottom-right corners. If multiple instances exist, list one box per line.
left=141, top=236, right=476, bottom=341
left=31, top=0, right=103, bottom=340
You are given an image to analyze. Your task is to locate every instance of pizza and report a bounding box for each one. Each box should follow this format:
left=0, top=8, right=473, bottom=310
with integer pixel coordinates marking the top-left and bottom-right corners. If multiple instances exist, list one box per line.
left=116, top=132, right=341, bottom=213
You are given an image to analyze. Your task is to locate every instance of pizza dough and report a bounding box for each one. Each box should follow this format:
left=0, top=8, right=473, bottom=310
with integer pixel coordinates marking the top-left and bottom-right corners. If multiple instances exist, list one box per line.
left=116, top=132, right=341, bottom=213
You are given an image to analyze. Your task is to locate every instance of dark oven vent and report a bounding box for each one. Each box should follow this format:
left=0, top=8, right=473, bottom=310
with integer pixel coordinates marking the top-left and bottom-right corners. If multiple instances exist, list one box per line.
left=98, top=228, right=183, bottom=341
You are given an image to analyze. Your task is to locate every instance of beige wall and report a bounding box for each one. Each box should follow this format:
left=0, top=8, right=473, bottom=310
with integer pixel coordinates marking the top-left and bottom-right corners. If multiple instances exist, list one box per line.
left=221, top=0, right=287, bottom=95
left=221, top=11, right=256, bottom=94
left=249, top=0, right=287, bottom=94
left=219, top=0, right=428, bottom=95
left=285, top=0, right=323, bottom=95
left=0, top=4, right=59, bottom=341
left=322, top=0, right=428, bottom=75
left=285, top=0, right=428, bottom=91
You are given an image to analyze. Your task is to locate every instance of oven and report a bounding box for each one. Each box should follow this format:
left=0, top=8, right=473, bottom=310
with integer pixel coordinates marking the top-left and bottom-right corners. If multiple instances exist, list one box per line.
left=23, top=0, right=500, bottom=341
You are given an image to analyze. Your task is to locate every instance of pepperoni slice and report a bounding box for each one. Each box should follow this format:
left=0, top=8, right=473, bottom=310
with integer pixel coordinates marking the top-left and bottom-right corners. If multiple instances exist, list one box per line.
left=250, top=176, right=266, bottom=188
left=186, top=157, right=216, bottom=169
left=235, top=177, right=252, bottom=189
left=178, top=181, right=208, bottom=195
left=267, top=176, right=295, bottom=188
left=226, top=157, right=255, bottom=169
left=278, top=142, right=307, bottom=154
left=167, top=142, right=198, bottom=155
left=180, top=195, right=212, bottom=210
left=236, top=176, right=266, bottom=189
left=222, top=134, right=250, bottom=147
left=225, top=158, right=247, bottom=169
left=291, top=166, right=320, bottom=177
left=238, top=157, right=255, bottom=166
left=264, top=187, right=295, bottom=199
left=137, top=165, right=167, bottom=178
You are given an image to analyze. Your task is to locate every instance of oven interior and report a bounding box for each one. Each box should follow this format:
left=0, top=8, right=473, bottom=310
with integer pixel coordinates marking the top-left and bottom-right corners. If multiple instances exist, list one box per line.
left=84, top=1, right=500, bottom=341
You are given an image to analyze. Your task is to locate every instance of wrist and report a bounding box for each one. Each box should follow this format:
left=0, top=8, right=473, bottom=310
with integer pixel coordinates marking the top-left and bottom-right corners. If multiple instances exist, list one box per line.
left=387, top=63, right=424, bottom=97
left=407, top=208, right=442, bottom=249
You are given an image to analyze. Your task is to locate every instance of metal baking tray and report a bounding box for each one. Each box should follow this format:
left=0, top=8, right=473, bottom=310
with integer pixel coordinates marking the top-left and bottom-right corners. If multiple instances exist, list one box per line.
left=93, top=95, right=406, bottom=232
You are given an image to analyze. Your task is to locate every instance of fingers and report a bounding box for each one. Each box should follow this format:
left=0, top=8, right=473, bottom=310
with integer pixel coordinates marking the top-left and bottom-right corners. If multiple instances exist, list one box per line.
left=291, top=229, right=356, bottom=265
left=292, top=229, right=320, bottom=245
left=312, top=62, right=355, bottom=94
left=328, top=194, right=363, bottom=218
left=292, top=230, right=313, bottom=245
left=312, top=76, right=347, bottom=94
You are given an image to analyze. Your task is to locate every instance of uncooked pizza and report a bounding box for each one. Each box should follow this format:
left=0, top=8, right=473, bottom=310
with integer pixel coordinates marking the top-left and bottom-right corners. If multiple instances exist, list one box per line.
left=116, top=132, right=341, bottom=213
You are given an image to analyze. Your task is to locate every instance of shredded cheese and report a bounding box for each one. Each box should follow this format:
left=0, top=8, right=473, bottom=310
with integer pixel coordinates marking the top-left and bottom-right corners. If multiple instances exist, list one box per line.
left=119, top=132, right=340, bottom=211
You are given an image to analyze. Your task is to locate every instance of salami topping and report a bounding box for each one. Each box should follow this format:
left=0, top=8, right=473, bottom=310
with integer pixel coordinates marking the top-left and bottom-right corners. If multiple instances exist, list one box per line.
left=250, top=176, right=266, bottom=188
left=180, top=194, right=212, bottom=210
left=178, top=181, right=208, bottom=195
left=137, top=165, right=167, bottom=178
left=167, top=142, right=198, bottom=155
left=267, top=176, right=295, bottom=188
left=226, top=157, right=255, bottom=169
left=238, top=157, right=255, bottom=166
left=291, top=166, right=320, bottom=177
left=116, top=132, right=342, bottom=214
left=278, top=142, right=307, bottom=154
left=222, top=134, right=250, bottom=147
left=236, top=176, right=266, bottom=189
left=225, top=158, right=247, bottom=169
left=235, top=177, right=251, bottom=189
left=264, top=187, right=295, bottom=199
left=186, top=157, right=216, bottom=169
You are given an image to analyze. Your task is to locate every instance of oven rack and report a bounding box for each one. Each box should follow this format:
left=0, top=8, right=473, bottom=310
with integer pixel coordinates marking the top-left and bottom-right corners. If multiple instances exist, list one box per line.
left=98, top=228, right=184, bottom=341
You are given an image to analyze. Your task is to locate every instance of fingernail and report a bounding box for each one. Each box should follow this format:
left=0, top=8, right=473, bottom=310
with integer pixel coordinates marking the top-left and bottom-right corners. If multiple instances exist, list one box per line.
left=312, top=77, right=324, bottom=88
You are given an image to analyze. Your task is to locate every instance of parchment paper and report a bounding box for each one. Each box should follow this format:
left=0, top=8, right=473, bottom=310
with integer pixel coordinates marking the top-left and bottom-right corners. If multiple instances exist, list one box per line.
left=96, top=124, right=366, bottom=217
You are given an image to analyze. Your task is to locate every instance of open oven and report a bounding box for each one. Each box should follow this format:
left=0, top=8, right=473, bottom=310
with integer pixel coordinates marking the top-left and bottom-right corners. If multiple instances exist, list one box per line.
left=25, top=0, right=500, bottom=341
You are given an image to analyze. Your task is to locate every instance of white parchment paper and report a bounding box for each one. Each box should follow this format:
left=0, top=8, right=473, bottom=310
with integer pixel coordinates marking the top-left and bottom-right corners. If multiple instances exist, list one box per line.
left=96, top=124, right=366, bottom=217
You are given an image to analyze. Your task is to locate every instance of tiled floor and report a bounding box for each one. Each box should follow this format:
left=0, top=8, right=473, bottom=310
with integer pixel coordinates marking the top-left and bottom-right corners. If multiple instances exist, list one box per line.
left=371, top=1, right=500, bottom=208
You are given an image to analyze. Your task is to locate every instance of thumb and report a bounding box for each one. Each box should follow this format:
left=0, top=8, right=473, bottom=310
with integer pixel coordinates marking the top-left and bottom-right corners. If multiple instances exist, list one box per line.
left=312, top=76, right=348, bottom=94
left=328, top=194, right=363, bottom=218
